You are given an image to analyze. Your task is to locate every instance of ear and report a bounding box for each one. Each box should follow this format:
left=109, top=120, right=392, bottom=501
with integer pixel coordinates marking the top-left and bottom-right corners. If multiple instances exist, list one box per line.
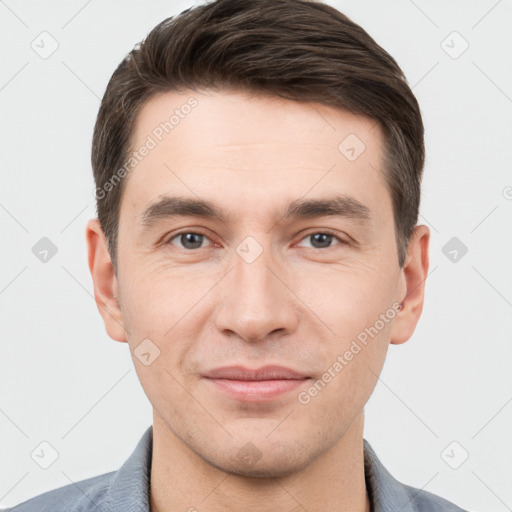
left=389, top=224, right=430, bottom=345
left=86, top=218, right=127, bottom=343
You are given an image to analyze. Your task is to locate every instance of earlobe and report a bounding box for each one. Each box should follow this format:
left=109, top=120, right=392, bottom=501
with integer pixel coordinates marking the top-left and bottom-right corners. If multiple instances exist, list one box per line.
left=86, top=218, right=128, bottom=343
left=389, top=224, right=430, bottom=345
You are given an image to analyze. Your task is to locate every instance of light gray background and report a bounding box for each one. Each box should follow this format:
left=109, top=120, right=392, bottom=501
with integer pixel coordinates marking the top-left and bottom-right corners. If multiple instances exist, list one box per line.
left=0, top=0, right=511, bottom=510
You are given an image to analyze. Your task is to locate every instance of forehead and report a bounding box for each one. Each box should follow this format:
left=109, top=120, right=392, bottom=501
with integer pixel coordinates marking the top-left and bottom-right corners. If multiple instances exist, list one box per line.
left=120, top=88, right=389, bottom=223
left=131, top=87, right=382, bottom=155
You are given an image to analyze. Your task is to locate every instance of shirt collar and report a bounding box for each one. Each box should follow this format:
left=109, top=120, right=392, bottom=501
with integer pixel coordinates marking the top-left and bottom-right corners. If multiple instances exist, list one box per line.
left=363, top=438, right=418, bottom=511
left=109, top=425, right=152, bottom=512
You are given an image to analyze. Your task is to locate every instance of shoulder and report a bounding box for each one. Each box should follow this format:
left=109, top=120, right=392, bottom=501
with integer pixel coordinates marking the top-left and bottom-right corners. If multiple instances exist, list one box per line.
left=400, top=481, right=469, bottom=512
left=2, top=426, right=152, bottom=512
left=363, top=439, right=470, bottom=512
left=0, top=470, right=116, bottom=512
left=2, top=425, right=153, bottom=512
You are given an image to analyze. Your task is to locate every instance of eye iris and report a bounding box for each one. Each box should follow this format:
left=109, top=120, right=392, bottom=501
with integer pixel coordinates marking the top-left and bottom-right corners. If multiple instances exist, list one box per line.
left=181, top=233, right=203, bottom=249
left=310, top=233, right=333, bottom=248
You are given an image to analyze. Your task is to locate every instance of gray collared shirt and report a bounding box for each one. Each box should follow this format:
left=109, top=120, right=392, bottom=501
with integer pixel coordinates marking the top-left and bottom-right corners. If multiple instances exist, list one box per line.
left=2, top=425, right=468, bottom=511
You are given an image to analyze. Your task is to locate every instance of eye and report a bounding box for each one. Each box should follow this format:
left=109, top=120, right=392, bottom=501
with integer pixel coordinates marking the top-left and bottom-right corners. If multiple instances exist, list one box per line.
left=164, top=230, right=346, bottom=251
left=166, top=231, right=213, bottom=250
left=296, top=231, right=346, bottom=249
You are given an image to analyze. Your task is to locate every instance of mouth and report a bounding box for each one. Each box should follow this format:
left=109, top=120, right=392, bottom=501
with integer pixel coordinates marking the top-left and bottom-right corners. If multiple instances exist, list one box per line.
left=202, top=365, right=311, bottom=402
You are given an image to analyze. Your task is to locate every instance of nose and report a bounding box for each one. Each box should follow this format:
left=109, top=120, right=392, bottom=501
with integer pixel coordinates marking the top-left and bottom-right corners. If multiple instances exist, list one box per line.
left=213, top=241, right=300, bottom=343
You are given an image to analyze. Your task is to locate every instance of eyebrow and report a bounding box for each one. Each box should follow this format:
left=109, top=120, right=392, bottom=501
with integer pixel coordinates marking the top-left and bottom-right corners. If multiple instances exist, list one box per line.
left=139, top=194, right=372, bottom=230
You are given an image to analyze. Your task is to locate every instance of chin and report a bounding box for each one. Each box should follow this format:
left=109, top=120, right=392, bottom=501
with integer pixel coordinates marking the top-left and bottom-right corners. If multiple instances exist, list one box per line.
left=202, top=440, right=317, bottom=479
left=211, top=455, right=311, bottom=479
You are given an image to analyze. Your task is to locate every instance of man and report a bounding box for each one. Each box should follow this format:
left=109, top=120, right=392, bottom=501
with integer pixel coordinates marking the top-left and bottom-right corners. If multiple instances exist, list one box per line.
left=4, top=0, right=468, bottom=510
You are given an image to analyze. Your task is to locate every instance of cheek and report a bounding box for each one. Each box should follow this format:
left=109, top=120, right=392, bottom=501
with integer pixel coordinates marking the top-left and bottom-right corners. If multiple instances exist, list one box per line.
left=301, top=259, right=398, bottom=333
left=119, top=267, right=215, bottom=389
left=298, top=261, right=396, bottom=393
left=301, top=326, right=389, bottom=423
left=120, top=261, right=211, bottom=334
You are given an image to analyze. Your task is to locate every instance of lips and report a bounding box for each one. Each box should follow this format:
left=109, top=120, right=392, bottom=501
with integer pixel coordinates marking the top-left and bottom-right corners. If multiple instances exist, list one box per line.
left=203, top=365, right=308, bottom=380
left=202, top=365, right=310, bottom=402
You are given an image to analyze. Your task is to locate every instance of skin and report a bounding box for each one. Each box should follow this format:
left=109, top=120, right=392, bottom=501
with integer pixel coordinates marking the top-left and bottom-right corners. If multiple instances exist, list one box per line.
left=86, top=88, right=429, bottom=512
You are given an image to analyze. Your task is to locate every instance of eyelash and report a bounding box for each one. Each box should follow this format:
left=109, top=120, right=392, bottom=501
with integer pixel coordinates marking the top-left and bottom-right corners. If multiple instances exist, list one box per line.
left=297, top=230, right=347, bottom=249
left=164, top=229, right=347, bottom=250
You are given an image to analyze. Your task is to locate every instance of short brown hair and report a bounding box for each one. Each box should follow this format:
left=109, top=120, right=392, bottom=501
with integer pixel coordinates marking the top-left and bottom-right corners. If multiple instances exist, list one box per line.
left=91, top=0, right=424, bottom=274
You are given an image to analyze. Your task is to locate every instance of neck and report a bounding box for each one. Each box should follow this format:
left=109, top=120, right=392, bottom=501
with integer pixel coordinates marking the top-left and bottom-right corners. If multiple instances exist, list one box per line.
left=150, top=411, right=371, bottom=512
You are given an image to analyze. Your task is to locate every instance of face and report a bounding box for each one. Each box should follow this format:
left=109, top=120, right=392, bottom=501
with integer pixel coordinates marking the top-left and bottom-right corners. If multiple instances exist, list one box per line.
left=87, top=88, right=429, bottom=478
